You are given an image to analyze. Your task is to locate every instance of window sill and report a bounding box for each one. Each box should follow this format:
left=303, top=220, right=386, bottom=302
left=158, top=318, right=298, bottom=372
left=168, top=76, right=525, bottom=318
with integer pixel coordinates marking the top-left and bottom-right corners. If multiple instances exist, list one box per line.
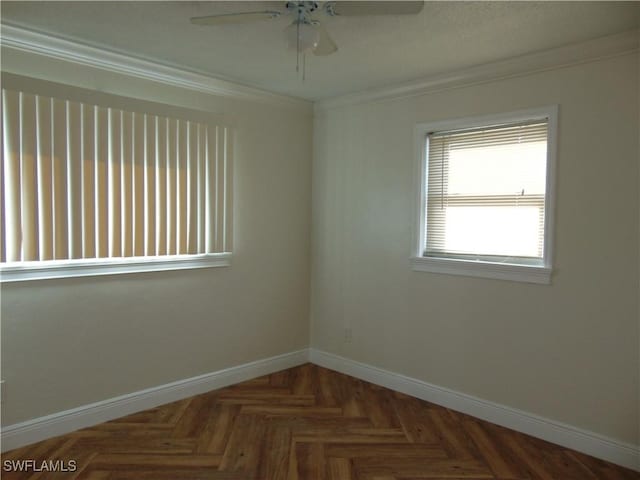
left=410, top=256, right=551, bottom=284
left=0, top=253, right=232, bottom=283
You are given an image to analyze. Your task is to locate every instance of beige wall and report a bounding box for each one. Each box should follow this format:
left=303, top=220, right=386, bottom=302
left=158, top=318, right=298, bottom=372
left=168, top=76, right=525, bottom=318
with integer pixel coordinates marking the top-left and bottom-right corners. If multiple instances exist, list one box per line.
left=0, top=50, right=313, bottom=425
left=2, top=42, right=639, bottom=450
left=312, top=54, right=639, bottom=444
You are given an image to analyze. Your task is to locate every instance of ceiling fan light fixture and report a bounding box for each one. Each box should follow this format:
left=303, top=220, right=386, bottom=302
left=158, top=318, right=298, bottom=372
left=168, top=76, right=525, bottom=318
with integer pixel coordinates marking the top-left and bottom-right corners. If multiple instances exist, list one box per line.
left=285, top=21, right=320, bottom=52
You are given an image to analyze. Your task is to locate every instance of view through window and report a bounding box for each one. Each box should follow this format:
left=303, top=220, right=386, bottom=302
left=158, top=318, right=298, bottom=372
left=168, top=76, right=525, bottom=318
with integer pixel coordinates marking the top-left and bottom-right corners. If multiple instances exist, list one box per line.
left=425, top=120, right=548, bottom=265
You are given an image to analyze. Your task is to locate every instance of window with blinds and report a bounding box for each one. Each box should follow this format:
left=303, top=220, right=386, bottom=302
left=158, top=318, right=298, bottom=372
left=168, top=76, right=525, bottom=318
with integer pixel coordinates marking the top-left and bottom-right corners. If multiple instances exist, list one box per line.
left=1, top=89, right=233, bottom=276
left=424, top=119, right=548, bottom=265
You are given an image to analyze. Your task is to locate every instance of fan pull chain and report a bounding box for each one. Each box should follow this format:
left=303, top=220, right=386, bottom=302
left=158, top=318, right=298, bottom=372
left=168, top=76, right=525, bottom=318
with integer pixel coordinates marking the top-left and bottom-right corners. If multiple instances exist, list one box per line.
left=302, top=53, right=306, bottom=81
left=293, top=20, right=306, bottom=82
left=296, top=21, right=300, bottom=73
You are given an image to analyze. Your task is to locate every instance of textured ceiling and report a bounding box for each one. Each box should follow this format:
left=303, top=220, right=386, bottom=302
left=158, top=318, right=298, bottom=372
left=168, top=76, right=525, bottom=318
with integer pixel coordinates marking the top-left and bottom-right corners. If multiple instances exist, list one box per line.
left=1, top=1, right=639, bottom=100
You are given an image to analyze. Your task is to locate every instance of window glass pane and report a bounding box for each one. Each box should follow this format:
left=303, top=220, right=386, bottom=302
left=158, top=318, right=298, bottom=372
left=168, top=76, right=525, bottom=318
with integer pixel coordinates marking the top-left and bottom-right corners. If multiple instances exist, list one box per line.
left=447, top=142, right=547, bottom=196
left=443, top=206, right=543, bottom=257
left=425, top=119, right=549, bottom=263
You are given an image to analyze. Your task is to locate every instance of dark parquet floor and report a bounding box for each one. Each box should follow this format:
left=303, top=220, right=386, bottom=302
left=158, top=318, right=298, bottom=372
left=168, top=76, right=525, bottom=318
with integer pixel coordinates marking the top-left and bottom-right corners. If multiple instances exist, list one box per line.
left=1, top=364, right=638, bottom=479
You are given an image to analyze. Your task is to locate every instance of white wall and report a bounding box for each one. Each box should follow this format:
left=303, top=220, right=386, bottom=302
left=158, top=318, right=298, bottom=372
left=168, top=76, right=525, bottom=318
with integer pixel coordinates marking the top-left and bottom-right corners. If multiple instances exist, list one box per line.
left=0, top=50, right=313, bottom=426
left=312, top=53, right=639, bottom=445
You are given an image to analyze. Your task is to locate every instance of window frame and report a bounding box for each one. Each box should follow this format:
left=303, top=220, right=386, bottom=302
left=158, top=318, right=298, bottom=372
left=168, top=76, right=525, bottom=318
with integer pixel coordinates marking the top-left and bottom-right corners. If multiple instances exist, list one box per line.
left=0, top=79, right=234, bottom=283
left=0, top=253, right=232, bottom=282
left=411, top=106, right=558, bottom=284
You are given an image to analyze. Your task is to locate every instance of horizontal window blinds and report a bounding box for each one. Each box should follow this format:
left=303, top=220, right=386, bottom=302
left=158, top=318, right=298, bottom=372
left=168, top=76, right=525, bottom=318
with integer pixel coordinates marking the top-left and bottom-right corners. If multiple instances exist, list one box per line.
left=1, top=89, right=233, bottom=263
left=425, top=120, right=547, bottom=259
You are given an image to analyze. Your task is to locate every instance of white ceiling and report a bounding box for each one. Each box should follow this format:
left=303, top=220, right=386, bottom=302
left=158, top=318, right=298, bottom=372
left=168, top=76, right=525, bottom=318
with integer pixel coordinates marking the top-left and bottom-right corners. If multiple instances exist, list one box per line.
left=1, top=1, right=639, bottom=100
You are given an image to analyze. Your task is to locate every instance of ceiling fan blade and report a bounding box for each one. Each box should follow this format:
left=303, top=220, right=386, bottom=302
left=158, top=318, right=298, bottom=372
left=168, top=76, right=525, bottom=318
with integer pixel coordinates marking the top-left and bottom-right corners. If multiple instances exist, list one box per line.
left=313, top=24, right=338, bottom=56
left=327, top=1, right=424, bottom=16
left=190, top=11, right=281, bottom=26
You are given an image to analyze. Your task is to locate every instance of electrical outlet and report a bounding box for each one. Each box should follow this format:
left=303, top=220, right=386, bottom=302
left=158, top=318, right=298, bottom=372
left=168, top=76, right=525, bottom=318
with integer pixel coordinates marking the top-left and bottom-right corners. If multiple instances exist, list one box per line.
left=344, top=327, right=353, bottom=343
left=0, top=380, right=5, bottom=405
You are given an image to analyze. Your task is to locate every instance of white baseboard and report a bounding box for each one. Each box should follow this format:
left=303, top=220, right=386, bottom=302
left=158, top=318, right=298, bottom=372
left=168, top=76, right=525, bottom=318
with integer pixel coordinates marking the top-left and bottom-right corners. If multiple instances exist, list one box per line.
left=1, top=349, right=309, bottom=452
left=309, top=348, right=639, bottom=472
left=3, top=347, right=638, bottom=472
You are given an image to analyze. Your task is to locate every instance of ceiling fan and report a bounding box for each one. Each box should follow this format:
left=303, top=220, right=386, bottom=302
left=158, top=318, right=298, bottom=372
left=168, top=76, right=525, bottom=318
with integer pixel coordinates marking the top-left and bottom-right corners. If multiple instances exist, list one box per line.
left=190, top=1, right=424, bottom=76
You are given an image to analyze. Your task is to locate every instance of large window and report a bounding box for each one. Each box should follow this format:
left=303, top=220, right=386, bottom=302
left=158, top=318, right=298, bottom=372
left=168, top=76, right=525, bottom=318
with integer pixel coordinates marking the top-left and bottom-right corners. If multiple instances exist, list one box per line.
left=0, top=89, right=233, bottom=281
left=412, top=107, right=556, bottom=284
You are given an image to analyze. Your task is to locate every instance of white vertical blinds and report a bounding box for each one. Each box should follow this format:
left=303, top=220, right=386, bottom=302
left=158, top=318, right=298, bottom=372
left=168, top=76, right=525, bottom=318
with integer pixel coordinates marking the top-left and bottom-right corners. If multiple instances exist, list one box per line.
left=1, top=89, right=233, bottom=264
left=425, top=120, right=548, bottom=261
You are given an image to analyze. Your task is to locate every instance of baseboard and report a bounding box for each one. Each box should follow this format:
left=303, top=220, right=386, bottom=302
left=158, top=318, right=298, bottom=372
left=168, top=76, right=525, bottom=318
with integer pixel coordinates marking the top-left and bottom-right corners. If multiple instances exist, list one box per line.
left=309, top=348, right=639, bottom=472
left=1, top=349, right=309, bottom=452
left=4, top=347, right=638, bottom=472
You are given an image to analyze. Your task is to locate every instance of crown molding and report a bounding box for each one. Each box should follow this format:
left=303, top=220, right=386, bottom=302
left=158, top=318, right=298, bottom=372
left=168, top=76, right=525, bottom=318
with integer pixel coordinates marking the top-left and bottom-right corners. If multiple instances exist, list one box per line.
left=0, top=24, right=311, bottom=110
left=315, top=29, right=640, bottom=111
left=1, top=24, right=637, bottom=113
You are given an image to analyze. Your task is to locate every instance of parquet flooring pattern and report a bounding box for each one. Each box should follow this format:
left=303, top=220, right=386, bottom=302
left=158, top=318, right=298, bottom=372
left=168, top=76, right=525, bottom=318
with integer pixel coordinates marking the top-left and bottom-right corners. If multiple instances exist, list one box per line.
left=2, top=364, right=637, bottom=479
